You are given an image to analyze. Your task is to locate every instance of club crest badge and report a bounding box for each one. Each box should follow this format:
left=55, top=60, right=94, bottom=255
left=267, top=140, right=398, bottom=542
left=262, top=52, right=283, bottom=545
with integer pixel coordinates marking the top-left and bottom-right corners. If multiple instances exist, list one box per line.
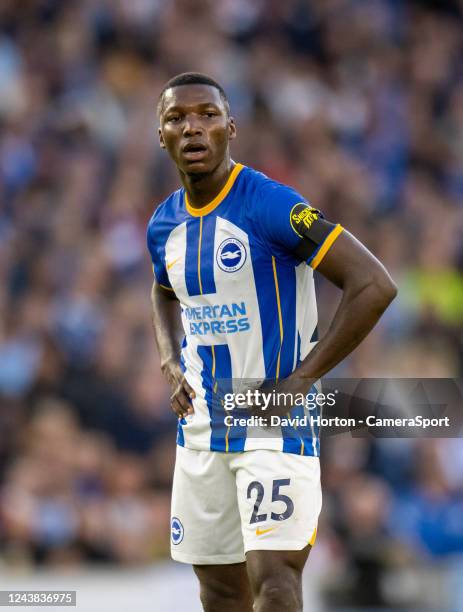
left=171, top=517, right=184, bottom=545
left=216, top=238, right=247, bottom=272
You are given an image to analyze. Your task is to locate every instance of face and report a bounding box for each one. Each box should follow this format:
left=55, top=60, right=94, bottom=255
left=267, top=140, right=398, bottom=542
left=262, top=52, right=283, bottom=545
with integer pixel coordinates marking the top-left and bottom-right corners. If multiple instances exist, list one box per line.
left=158, top=84, right=236, bottom=175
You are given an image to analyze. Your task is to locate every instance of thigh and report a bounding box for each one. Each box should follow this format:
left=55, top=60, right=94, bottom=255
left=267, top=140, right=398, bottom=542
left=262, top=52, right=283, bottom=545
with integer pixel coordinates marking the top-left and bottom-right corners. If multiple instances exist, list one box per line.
left=233, top=450, right=321, bottom=554
left=171, top=446, right=245, bottom=565
left=245, top=546, right=312, bottom=611
left=246, top=545, right=312, bottom=581
left=193, top=562, right=253, bottom=612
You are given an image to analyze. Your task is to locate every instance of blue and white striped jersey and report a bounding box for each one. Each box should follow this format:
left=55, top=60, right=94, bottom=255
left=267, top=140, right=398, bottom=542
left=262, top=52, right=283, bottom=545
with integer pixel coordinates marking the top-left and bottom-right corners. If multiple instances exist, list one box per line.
left=147, top=163, right=343, bottom=456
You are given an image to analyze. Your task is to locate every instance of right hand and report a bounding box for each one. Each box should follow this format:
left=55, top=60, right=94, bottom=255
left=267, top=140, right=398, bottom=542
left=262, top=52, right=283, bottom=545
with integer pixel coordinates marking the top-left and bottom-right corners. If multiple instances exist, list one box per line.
left=162, top=361, right=196, bottom=419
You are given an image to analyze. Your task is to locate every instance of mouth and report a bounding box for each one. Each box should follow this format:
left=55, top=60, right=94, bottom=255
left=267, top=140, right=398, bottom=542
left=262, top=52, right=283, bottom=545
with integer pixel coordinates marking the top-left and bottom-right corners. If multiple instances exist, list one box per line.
left=182, top=142, right=208, bottom=161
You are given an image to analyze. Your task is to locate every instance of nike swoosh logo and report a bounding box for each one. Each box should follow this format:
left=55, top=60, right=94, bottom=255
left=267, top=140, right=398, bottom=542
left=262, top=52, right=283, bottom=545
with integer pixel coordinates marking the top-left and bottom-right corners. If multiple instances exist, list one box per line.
left=255, top=527, right=276, bottom=536
left=167, top=257, right=181, bottom=270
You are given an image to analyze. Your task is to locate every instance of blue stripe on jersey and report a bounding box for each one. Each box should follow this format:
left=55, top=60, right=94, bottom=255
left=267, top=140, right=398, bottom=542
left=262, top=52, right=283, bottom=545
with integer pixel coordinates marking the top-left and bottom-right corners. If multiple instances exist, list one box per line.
left=185, top=216, right=217, bottom=296
left=214, top=344, right=246, bottom=452
left=296, top=331, right=301, bottom=368
left=185, top=217, right=201, bottom=296
left=280, top=330, right=303, bottom=454
left=286, top=332, right=319, bottom=455
left=197, top=345, right=215, bottom=444
left=248, top=245, right=281, bottom=380
left=280, top=384, right=320, bottom=456
left=295, top=321, right=319, bottom=455
left=272, top=258, right=297, bottom=379
left=197, top=344, right=245, bottom=451
left=282, top=414, right=306, bottom=454
left=248, top=250, right=297, bottom=381
left=199, top=215, right=217, bottom=294
left=177, top=417, right=185, bottom=446
left=272, top=259, right=307, bottom=455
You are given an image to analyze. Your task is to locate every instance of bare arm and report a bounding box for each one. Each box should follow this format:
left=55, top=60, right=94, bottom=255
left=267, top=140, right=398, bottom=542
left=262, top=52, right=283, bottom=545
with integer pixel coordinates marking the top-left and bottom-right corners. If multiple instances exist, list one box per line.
left=151, top=279, right=195, bottom=418
left=297, top=229, right=397, bottom=380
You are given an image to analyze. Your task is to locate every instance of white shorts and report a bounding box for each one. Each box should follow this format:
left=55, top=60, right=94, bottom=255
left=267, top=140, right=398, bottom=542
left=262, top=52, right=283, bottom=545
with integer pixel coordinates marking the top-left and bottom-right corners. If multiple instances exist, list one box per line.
left=170, top=446, right=322, bottom=565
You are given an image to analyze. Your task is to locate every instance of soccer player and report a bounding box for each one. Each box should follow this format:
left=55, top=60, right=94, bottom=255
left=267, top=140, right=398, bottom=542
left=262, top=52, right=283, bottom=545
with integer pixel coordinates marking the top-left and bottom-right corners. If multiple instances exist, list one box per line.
left=147, top=72, right=397, bottom=612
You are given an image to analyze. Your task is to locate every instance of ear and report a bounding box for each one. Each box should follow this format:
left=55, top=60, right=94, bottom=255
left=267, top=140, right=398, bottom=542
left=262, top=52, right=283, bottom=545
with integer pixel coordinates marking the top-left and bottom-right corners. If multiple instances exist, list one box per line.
left=228, top=116, right=237, bottom=140
left=158, top=127, right=166, bottom=149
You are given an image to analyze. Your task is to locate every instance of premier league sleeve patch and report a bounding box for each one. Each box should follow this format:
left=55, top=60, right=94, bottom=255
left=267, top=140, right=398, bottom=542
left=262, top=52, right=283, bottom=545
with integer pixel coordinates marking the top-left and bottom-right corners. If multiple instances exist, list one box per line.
left=290, top=203, right=321, bottom=237
left=289, top=203, right=343, bottom=267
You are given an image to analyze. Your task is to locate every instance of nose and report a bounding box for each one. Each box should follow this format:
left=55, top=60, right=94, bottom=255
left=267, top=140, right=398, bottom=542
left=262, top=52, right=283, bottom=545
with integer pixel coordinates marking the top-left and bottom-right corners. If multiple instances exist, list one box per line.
left=183, top=114, right=203, bottom=137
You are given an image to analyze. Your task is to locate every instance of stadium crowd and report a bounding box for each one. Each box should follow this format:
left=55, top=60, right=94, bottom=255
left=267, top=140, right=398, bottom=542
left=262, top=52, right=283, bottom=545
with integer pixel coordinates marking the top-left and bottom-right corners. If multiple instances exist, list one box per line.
left=0, top=0, right=462, bottom=608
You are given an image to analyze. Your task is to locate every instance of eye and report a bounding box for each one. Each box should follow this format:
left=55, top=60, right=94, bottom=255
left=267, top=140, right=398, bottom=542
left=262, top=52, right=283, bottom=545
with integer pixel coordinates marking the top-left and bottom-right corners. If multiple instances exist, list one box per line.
left=166, top=115, right=181, bottom=123
left=203, top=111, right=217, bottom=118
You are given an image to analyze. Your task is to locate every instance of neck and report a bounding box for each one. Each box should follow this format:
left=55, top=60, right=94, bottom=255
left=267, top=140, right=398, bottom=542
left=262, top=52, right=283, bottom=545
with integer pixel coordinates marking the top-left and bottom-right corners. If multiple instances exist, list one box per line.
left=180, top=156, right=234, bottom=208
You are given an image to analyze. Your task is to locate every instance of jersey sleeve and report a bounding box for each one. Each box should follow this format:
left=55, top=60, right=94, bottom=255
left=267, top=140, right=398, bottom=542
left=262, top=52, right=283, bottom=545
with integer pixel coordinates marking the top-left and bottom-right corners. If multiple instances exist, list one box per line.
left=146, top=213, right=174, bottom=291
left=256, top=180, right=344, bottom=269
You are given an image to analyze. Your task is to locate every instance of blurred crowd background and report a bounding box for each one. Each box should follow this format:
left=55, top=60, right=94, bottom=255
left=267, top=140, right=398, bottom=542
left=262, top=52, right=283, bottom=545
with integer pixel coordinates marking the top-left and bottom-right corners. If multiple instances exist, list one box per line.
left=1, top=0, right=463, bottom=609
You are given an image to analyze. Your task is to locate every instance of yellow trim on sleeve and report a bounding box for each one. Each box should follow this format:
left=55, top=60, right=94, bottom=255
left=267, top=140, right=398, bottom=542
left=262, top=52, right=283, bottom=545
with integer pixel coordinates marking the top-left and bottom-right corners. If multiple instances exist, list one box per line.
left=271, top=256, right=284, bottom=382
left=311, top=225, right=344, bottom=270
left=309, top=527, right=317, bottom=547
left=152, top=264, right=174, bottom=291
left=185, top=163, right=244, bottom=217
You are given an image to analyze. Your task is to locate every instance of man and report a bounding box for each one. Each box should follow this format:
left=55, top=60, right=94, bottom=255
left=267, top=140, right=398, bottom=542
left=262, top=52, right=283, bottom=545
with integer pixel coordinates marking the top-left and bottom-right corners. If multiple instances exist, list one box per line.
left=147, top=72, right=397, bottom=612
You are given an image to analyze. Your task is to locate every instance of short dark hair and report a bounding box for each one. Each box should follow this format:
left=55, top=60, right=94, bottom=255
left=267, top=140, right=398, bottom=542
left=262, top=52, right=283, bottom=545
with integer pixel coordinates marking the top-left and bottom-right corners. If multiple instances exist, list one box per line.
left=157, top=72, right=230, bottom=117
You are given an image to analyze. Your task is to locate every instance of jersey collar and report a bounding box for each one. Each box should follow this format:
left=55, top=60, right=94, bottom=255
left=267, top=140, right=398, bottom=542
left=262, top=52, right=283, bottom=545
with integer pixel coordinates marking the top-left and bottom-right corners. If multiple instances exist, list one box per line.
left=184, top=163, right=244, bottom=217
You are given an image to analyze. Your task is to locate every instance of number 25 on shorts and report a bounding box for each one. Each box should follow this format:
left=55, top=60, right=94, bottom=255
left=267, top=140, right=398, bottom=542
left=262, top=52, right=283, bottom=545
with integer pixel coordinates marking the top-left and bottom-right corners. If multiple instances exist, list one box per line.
left=247, top=478, right=294, bottom=527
